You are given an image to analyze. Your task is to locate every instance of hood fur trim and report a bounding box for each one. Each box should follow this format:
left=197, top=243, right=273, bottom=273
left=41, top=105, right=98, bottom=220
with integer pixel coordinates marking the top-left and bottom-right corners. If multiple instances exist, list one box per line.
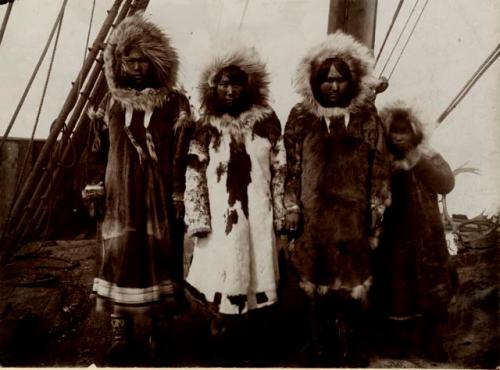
left=103, top=13, right=179, bottom=111
left=380, top=100, right=437, bottom=170
left=199, top=47, right=270, bottom=115
left=202, top=105, right=273, bottom=144
left=295, top=31, right=378, bottom=117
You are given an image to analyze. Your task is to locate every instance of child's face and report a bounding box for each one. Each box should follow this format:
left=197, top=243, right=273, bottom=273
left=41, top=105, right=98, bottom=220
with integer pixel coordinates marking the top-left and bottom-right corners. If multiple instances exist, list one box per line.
left=389, top=119, right=416, bottom=154
left=120, top=48, right=151, bottom=87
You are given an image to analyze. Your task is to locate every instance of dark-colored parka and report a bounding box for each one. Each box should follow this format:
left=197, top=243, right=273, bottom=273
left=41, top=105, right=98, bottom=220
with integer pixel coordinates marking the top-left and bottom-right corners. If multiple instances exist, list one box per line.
left=372, top=101, right=457, bottom=318
left=284, top=32, right=391, bottom=300
left=88, top=14, right=192, bottom=310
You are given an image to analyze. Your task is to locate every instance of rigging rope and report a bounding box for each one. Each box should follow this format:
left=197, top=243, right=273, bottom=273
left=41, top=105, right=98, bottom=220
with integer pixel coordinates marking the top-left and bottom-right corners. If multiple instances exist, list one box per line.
left=0, top=0, right=69, bottom=153
left=437, top=43, right=500, bottom=124
left=238, top=0, right=249, bottom=32
left=378, top=0, right=419, bottom=77
left=375, top=0, right=404, bottom=66
left=0, top=0, right=13, bottom=46
left=387, top=0, right=429, bottom=81
left=78, top=0, right=96, bottom=93
left=0, top=7, right=66, bottom=243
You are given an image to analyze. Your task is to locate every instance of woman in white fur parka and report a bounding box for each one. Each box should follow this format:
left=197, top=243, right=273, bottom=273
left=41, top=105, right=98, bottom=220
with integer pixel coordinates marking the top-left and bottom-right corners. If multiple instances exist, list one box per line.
left=183, top=47, right=286, bottom=363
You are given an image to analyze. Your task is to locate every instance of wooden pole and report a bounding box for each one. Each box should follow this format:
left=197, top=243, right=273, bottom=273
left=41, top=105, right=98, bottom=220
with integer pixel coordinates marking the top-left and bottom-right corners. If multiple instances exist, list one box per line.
left=327, top=0, right=378, bottom=49
left=23, top=0, right=150, bottom=239
left=0, top=0, right=126, bottom=264
left=0, top=0, right=153, bottom=264
left=0, top=1, right=13, bottom=46
left=0, top=0, right=68, bottom=153
left=23, top=73, right=107, bottom=241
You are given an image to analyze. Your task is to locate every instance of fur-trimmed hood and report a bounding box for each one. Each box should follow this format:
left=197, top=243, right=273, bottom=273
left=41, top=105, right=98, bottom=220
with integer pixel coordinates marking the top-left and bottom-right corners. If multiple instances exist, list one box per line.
left=380, top=100, right=437, bottom=170
left=198, top=47, right=270, bottom=117
left=294, top=31, right=378, bottom=117
left=103, top=13, right=179, bottom=111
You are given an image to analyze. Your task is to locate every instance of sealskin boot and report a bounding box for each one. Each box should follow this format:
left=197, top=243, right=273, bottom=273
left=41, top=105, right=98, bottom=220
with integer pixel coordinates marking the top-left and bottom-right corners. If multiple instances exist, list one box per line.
left=105, top=314, right=134, bottom=365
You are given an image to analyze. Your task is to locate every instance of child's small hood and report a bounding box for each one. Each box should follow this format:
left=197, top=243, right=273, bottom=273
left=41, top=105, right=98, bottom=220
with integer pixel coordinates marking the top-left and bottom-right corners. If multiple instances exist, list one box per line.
left=103, top=13, right=179, bottom=111
left=294, top=31, right=378, bottom=117
left=380, top=100, right=437, bottom=170
left=198, top=46, right=270, bottom=116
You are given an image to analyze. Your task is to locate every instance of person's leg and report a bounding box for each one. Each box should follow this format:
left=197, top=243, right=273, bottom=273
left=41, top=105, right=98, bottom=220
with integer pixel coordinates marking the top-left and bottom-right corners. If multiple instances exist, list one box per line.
left=105, top=306, right=134, bottom=365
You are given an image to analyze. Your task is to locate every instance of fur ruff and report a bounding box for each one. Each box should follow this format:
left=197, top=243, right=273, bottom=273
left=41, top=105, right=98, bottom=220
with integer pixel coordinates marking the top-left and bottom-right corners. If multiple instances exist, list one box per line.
left=202, top=105, right=273, bottom=144
left=380, top=100, right=437, bottom=170
left=199, top=47, right=270, bottom=115
left=294, top=31, right=378, bottom=117
left=103, top=13, right=179, bottom=111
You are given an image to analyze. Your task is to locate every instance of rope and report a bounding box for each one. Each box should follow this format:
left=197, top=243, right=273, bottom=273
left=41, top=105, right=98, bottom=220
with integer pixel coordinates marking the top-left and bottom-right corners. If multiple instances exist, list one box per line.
left=437, top=43, right=500, bottom=124
left=375, top=0, right=404, bottom=66
left=0, top=0, right=69, bottom=154
left=387, top=0, right=429, bottom=81
left=0, top=0, right=13, bottom=46
left=1, top=8, right=66, bottom=241
left=238, top=0, right=249, bottom=32
left=0, top=0, right=67, bottom=244
left=378, top=0, right=419, bottom=78
left=78, top=0, right=96, bottom=93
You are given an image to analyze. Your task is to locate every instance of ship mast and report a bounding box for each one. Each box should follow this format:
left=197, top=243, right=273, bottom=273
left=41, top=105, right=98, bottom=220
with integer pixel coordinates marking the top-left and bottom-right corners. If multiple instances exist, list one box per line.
left=328, top=0, right=377, bottom=48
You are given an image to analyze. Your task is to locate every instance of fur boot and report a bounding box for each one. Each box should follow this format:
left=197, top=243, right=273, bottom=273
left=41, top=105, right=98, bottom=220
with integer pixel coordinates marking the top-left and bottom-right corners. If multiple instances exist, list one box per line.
left=105, top=314, right=133, bottom=365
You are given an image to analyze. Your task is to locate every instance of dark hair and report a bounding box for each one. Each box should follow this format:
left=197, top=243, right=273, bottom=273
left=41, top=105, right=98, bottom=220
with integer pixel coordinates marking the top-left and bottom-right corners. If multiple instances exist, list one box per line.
left=213, top=65, right=248, bottom=86
left=310, top=57, right=358, bottom=107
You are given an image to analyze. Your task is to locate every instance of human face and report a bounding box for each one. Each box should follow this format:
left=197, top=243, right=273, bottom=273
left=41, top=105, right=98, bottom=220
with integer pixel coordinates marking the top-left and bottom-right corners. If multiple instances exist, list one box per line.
left=389, top=119, right=416, bottom=154
left=319, top=64, right=350, bottom=107
left=121, top=48, right=151, bottom=87
left=216, top=73, right=244, bottom=108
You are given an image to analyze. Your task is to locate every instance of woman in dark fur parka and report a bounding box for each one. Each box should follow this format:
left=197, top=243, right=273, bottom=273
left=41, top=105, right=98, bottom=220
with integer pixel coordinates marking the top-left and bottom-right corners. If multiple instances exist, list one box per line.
left=371, top=101, right=457, bottom=361
left=283, top=31, right=391, bottom=366
left=86, top=14, right=192, bottom=364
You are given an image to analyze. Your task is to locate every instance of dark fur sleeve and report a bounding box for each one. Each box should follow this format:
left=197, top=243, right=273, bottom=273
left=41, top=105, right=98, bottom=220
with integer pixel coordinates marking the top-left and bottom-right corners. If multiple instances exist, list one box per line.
left=369, top=114, right=392, bottom=243
left=414, top=152, right=455, bottom=195
left=86, top=93, right=111, bottom=185
left=171, top=92, right=194, bottom=202
left=283, top=103, right=307, bottom=210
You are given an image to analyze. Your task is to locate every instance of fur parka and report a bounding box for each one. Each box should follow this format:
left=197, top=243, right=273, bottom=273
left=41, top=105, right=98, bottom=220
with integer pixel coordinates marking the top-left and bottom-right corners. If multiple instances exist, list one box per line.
left=284, top=32, right=391, bottom=299
left=89, top=14, right=192, bottom=310
left=184, top=47, right=286, bottom=315
left=372, top=101, right=456, bottom=317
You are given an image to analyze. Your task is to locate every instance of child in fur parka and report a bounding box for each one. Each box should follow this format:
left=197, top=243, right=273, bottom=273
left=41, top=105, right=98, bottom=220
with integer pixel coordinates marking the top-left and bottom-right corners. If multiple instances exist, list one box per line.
left=283, top=31, right=391, bottom=366
left=183, top=47, right=286, bottom=364
left=371, top=101, right=456, bottom=360
left=85, top=14, right=192, bottom=364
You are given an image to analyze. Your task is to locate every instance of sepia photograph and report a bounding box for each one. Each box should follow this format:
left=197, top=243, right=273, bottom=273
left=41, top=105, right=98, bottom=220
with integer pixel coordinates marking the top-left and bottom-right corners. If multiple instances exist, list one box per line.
left=0, top=0, right=498, bottom=368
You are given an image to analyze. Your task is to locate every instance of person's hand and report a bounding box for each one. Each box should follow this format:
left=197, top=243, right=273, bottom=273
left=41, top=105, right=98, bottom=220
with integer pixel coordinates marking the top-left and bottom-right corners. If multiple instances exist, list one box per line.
left=82, top=183, right=104, bottom=218
left=285, top=212, right=300, bottom=235
left=173, top=200, right=185, bottom=221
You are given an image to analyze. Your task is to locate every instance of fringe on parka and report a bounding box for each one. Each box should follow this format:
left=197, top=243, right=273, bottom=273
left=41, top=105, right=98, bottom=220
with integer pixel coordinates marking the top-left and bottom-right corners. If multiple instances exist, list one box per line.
left=372, top=101, right=457, bottom=318
left=184, top=47, right=286, bottom=315
left=89, top=14, right=193, bottom=310
left=284, top=32, right=391, bottom=300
